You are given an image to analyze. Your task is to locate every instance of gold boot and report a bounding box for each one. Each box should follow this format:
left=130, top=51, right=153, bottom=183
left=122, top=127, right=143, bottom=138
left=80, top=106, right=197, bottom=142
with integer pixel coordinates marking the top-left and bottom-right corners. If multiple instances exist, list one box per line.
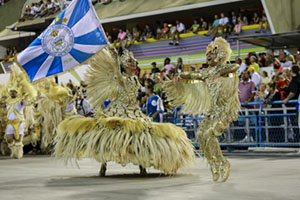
left=220, top=158, right=231, bottom=182
left=209, top=160, right=220, bottom=182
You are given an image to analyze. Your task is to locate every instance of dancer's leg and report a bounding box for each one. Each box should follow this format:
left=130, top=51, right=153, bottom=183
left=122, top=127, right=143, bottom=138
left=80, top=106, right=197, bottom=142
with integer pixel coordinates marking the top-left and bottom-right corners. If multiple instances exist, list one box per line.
left=99, top=163, right=107, bottom=177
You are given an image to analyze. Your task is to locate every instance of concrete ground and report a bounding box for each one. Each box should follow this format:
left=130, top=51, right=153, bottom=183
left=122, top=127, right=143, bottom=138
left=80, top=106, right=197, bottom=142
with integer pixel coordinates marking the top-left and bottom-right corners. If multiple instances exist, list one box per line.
left=0, top=153, right=300, bottom=200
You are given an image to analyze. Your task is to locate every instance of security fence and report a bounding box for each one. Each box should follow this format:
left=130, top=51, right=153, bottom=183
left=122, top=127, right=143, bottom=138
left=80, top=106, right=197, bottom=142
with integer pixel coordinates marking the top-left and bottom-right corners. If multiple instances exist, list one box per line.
left=163, top=100, right=299, bottom=149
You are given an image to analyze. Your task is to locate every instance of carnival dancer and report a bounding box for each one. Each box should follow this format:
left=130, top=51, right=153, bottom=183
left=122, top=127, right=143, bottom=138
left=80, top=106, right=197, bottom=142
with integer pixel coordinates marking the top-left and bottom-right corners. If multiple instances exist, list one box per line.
left=164, top=37, right=240, bottom=182
left=54, top=47, right=194, bottom=176
left=4, top=64, right=37, bottom=159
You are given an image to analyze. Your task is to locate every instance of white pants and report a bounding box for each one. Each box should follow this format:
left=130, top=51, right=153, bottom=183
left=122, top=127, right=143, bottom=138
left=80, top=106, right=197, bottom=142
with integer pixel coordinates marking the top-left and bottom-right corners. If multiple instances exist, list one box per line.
left=6, top=122, right=25, bottom=135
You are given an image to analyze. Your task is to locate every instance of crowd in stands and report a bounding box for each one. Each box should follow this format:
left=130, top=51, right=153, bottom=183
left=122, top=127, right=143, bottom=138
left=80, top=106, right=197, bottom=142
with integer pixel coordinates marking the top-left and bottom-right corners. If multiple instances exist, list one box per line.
left=0, top=0, right=10, bottom=7
left=107, top=10, right=269, bottom=48
left=19, top=0, right=72, bottom=22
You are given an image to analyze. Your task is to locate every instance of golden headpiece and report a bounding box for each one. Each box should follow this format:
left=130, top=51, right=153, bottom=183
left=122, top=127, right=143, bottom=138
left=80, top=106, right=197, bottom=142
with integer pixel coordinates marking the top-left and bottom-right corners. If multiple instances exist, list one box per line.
left=120, top=49, right=135, bottom=68
left=206, top=37, right=232, bottom=64
left=6, top=63, right=37, bottom=100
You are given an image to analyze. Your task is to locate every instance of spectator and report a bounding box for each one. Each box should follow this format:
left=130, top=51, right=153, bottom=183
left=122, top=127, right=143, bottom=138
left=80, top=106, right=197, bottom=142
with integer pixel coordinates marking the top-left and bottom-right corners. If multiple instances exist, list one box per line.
left=261, top=71, right=270, bottom=85
left=230, top=11, right=238, bottom=27
left=252, top=12, right=260, bottom=24
left=264, top=82, right=282, bottom=106
left=242, top=16, right=249, bottom=25
left=297, top=94, right=300, bottom=128
left=151, top=62, right=160, bottom=74
left=248, top=66, right=261, bottom=88
left=199, top=17, right=208, bottom=31
left=64, top=0, right=72, bottom=8
left=53, top=0, right=61, bottom=12
left=250, top=56, right=260, bottom=73
left=274, top=72, right=289, bottom=100
left=218, top=12, right=232, bottom=38
left=176, top=57, right=183, bottom=73
left=19, top=6, right=32, bottom=22
left=236, top=57, right=247, bottom=75
left=146, top=86, right=164, bottom=123
left=106, top=32, right=112, bottom=43
left=160, top=23, right=169, bottom=39
left=113, top=28, right=127, bottom=49
left=75, top=91, right=94, bottom=117
left=258, top=53, right=267, bottom=67
left=255, top=83, right=268, bottom=107
left=141, top=24, right=153, bottom=41
left=153, top=74, right=163, bottom=94
left=189, top=19, right=200, bottom=34
left=161, top=57, right=175, bottom=75
left=234, top=16, right=243, bottom=35
left=155, top=21, right=162, bottom=39
left=239, top=71, right=256, bottom=106
left=131, top=26, right=140, bottom=44
left=205, top=14, right=219, bottom=37
left=256, top=10, right=268, bottom=33
left=170, top=20, right=185, bottom=45
left=283, top=65, right=300, bottom=104
left=45, top=0, right=55, bottom=16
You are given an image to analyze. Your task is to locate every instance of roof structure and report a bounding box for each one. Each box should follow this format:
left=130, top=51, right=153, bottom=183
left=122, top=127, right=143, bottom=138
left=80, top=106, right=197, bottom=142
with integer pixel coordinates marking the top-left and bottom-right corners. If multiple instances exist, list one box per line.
left=231, top=31, right=300, bottom=49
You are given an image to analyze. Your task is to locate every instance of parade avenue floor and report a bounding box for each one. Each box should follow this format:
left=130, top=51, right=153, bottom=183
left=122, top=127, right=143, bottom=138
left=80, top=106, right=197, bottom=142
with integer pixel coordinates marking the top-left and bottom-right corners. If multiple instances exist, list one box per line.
left=0, top=153, right=300, bottom=200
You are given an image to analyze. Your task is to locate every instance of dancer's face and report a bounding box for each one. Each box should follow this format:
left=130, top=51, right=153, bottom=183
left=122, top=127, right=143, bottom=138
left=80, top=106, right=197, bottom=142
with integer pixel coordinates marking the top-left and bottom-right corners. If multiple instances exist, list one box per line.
left=206, top=51, right=218, bottom=67
left=126, top=58, right=136, bottom=74
left=9, top=90, right=17, bottom=99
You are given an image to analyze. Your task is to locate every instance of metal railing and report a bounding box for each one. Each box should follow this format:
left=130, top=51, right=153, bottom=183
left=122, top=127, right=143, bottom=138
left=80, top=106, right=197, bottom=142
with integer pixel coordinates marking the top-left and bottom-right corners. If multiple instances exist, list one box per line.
left=165, top=100, right=299, bottom=148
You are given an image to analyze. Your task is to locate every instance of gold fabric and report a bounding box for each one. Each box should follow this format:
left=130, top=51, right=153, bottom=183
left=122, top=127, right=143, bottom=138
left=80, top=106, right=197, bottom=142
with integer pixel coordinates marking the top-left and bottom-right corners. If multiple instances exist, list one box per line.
left=7, top=120, right=22, bottom=140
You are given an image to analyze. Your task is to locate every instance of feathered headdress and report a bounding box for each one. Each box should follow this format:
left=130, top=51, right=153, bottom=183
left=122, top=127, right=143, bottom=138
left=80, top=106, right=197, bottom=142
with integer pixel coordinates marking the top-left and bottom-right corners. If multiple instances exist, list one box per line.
left=6, top=63, right=37, bottom=101
left=206, top=37, right=232, bottom=64
left=120, top=49, right=135, bottom=68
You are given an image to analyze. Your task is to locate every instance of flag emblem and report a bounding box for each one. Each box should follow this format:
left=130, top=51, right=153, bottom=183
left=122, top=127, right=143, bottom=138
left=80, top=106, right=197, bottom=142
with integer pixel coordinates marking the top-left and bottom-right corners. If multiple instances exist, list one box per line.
left=42, top=24, right=74, bottom=57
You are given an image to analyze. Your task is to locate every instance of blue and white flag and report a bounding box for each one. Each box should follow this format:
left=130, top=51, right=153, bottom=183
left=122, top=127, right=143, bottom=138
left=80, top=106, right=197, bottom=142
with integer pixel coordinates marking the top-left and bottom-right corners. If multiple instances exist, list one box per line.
left=17, top=0, right=107, bottom=82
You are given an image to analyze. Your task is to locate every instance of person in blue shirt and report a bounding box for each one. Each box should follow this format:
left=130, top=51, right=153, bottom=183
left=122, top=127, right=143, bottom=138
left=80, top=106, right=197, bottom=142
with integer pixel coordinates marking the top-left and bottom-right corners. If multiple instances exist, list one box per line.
left=146, top=86, right=164, bottom=122
left=297, top=94, right=300, bottom=128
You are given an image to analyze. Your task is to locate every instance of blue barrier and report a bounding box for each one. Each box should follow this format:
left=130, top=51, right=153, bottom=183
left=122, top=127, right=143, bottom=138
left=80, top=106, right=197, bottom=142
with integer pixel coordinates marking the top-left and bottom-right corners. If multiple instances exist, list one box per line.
left=170, top=100, right=299, bottom=148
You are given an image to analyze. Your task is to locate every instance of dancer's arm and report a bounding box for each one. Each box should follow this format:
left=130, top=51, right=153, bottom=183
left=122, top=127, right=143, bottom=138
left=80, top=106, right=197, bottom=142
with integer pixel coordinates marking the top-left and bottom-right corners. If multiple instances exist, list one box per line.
left=179, top=70, right=208, bottom=81
left=218, top=64, right=239, bottom=77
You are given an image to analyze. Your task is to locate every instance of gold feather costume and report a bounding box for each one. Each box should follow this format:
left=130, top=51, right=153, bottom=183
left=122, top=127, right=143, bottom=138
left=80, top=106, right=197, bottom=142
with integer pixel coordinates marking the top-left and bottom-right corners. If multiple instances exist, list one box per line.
left=33, top=79, right=74, bottom=152
left=4, top=64, right=37, bottom=159
left=164, top=37, right=240, bottom=182
left=54, top=47, right=194, bottom=175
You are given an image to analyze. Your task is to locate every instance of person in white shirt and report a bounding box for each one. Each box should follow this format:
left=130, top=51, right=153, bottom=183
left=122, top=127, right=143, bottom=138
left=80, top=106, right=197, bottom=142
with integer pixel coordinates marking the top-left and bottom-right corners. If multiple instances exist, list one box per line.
left=169, top=20, right=185, bottom=45
left=75, top=91, right=94, bottom=117
left=236, top=57, right=247, bottom=75
left=218, top=13, right=232, bottom=37
left=248, top=66, right=261, bottom=88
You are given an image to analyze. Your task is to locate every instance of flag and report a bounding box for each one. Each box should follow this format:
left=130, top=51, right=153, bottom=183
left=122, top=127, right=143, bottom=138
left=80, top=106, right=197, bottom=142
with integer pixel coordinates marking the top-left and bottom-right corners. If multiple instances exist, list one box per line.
left=17, top=0, right=107, bottom=82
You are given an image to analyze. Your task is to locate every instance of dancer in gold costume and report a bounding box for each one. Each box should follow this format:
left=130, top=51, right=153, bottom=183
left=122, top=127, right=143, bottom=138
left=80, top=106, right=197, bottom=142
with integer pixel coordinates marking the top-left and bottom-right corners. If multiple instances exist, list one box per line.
left=164, top=37, right=240, bottom=182
left=54, top=47, right=194, bottom=176
left=4, top=64, right=37, bottom=159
